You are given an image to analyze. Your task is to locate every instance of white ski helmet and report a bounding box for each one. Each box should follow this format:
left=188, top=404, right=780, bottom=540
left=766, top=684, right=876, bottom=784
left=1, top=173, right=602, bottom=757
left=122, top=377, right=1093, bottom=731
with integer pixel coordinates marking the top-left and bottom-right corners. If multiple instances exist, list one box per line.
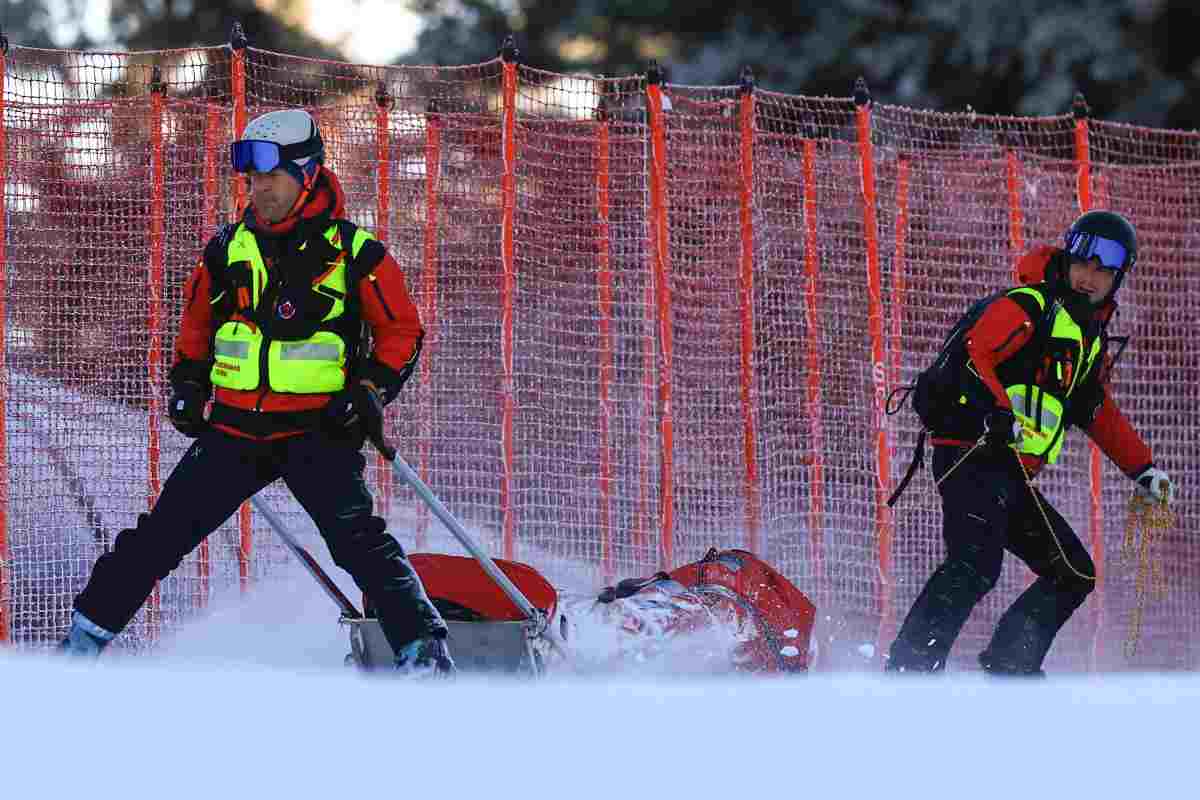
left=232, top=108, right=324, bottom=185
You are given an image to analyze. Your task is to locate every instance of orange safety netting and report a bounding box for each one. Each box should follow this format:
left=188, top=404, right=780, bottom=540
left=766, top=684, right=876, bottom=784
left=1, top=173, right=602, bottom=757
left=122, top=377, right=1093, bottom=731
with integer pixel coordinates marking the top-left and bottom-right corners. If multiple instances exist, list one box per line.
left=0, top=43, right=1195, bottom=671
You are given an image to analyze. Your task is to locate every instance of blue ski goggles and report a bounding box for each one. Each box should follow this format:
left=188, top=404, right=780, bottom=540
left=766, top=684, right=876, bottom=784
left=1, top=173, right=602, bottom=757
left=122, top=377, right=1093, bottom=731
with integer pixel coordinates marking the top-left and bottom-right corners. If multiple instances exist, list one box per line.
left=1064, top=231, right=1133, bottom=271
left=230, top=135, right=323, bottom=174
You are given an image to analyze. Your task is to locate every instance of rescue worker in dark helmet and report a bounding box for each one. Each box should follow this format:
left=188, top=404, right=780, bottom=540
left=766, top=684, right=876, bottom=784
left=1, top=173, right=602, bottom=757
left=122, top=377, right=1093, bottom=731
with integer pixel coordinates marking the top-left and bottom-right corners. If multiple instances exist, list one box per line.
left=887, top=210, right=1176, bottom=676
left=60, top=108, right=454, bottom=676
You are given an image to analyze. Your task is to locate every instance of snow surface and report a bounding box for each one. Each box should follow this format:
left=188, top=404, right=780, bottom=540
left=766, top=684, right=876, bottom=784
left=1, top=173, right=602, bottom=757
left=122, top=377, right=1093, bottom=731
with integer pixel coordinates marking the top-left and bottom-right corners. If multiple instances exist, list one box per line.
left=5, top=567, right=1196, bottom=800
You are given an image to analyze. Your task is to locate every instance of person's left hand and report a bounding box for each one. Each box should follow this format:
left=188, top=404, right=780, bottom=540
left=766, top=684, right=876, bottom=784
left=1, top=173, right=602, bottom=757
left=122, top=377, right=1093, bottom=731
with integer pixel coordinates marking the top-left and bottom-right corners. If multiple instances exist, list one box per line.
left=1133, top=465, right=1175, bottom=507
left=324, top=380, right=385, bottom=446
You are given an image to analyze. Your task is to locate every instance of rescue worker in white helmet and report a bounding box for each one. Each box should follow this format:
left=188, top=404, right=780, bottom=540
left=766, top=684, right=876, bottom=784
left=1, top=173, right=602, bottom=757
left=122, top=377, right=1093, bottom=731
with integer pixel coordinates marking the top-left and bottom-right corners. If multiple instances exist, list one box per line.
left=887, top=210, right=1175, bottom=676
left=61, top=108, right=454, bottom=676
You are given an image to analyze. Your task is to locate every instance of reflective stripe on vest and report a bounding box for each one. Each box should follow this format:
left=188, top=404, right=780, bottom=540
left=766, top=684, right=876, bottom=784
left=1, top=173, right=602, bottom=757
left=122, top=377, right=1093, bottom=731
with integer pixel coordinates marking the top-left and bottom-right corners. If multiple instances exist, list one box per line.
left=279, top=341, right=341, bottom=360
left=210, top=223, right=375, bottom=394
left=214, top=339, right=251, bottom=359
left=1001, top=287, right=1100, bottom=463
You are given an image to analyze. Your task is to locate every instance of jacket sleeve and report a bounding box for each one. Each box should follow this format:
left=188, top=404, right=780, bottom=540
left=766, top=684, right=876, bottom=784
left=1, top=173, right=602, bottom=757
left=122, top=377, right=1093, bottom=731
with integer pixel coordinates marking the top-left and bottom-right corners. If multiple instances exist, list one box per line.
left=355, top=241, right=424, bottom=404
left=170, top=231, right=227, bottom=388
left=1079, top=387, right=1153, bottom=478
left=964, top=296, right=1037, bottom=410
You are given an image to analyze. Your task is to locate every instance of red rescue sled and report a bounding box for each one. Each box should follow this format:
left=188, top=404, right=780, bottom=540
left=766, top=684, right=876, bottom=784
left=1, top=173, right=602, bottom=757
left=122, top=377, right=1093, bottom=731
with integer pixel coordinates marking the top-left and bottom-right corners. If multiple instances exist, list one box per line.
left=345, top=553, right=565, bottom=674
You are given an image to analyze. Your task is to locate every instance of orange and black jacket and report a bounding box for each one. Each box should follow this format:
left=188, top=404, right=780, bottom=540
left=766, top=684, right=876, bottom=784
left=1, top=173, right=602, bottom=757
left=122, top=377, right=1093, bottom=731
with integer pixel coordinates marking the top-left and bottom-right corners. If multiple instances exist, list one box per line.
left=933, top=245, right=1152, bottom=479
left=170, top=167, right=423, bottom=440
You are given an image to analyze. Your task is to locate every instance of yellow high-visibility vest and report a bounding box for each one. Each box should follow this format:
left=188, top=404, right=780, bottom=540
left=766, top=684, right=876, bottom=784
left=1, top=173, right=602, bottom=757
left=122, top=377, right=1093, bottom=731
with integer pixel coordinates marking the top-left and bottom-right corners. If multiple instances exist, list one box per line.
left=210, top=222, right=375, bottom=394
left=996, top=286, right=1101, bottom=463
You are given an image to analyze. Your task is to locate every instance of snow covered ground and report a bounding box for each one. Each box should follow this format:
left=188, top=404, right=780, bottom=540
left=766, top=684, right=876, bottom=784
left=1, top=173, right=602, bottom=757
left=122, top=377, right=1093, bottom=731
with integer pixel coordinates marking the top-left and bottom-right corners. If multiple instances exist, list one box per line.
left=4, top=567, right=1196, bottom=799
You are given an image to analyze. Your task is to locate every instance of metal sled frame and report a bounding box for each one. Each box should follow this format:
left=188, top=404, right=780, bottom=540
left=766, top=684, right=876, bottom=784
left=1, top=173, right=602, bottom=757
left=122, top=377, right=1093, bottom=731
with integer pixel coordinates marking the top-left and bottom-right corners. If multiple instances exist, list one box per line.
left=343, top=617, right=548, bottom=676
left=251, top=446, right=562, bottom=675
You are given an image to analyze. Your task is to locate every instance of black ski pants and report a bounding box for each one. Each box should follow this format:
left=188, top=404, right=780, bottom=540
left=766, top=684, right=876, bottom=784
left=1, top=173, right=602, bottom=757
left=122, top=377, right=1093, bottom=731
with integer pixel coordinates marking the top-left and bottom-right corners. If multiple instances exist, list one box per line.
left=887, top=444, right=1095, bottom=674
left=74, top=428, right=447, bottom=653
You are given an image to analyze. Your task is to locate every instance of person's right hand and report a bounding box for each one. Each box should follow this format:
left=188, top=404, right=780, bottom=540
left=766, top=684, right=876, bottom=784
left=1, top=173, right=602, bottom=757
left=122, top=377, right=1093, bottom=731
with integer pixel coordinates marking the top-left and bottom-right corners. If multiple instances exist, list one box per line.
left=168, top=380, right=208, bottom=437
left=323, top=380, right=388, bottom=452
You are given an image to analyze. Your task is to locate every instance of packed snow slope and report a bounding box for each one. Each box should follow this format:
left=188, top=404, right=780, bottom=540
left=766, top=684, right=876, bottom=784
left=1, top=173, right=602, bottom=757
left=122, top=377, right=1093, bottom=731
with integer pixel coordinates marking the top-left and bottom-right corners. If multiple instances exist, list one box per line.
left=4, top=569, right=1196, bottom=800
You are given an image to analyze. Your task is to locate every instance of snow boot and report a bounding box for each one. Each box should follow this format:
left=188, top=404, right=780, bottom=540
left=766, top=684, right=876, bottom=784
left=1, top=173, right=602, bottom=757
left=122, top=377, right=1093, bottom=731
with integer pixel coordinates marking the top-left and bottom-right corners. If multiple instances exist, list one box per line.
left=59, top=611, right=116, bottom=657
left=978, top=650, right=1046, bottom=678
left=394, top=636, right=456, bottom=678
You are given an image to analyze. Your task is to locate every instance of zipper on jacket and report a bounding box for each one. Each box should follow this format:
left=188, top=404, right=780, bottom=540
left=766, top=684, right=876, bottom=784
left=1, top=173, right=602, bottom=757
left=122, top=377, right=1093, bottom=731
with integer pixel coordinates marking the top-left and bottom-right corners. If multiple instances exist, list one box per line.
left=368, top=274, right=396, bottom=321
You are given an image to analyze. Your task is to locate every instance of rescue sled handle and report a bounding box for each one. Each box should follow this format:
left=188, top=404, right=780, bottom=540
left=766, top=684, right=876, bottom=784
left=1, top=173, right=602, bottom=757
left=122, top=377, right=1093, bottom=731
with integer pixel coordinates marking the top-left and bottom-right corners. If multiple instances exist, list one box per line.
left=249, top=493, right=364, bottom=619
left=373, top=441, right=543, bottom=627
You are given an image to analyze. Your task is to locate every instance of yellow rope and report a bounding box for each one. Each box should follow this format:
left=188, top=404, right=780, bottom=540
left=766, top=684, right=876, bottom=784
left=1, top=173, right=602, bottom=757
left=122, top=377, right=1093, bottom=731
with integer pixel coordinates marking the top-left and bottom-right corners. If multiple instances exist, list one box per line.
left=1010, top=447, right=1097, bottom=583
left=1122, top=493, right=1176, bottom=659
left=927, top=435, right=1177, bottom=659
left=932, top=438, right=985, bottom=489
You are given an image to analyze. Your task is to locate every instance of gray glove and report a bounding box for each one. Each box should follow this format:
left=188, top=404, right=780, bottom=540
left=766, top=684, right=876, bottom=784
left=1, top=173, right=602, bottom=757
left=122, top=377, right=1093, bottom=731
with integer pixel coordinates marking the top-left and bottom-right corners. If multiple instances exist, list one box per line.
left=1133, top=465, right=1175, bottom=506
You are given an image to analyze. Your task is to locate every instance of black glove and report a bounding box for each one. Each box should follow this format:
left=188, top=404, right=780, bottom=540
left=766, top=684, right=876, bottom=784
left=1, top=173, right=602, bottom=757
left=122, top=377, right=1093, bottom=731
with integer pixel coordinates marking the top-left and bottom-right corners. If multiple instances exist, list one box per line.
left=167, top=380, right=209, bottom=437
left=983, top=407, right=1021, bottom=451
left=324, top=380, right=386, bottom=451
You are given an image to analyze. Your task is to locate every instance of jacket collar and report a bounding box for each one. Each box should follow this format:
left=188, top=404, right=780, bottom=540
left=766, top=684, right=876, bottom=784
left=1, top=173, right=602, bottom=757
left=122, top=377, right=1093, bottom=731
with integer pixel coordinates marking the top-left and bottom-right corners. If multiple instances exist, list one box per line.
left=243, top=166, right=346, bottom=238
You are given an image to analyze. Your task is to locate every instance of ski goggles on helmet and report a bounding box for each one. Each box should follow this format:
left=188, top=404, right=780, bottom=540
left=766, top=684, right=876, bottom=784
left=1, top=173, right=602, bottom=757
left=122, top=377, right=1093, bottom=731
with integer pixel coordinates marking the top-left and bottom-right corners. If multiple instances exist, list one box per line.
left=1064, top=231, right=1132, bottom=271
left=230, top=134, right=323, bottom=174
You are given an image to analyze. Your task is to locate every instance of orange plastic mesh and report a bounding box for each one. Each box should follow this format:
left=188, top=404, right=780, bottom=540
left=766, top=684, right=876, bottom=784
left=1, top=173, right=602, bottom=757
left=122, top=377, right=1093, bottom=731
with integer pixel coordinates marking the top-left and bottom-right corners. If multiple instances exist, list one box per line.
left=1, top=45, right=1195, bottom=670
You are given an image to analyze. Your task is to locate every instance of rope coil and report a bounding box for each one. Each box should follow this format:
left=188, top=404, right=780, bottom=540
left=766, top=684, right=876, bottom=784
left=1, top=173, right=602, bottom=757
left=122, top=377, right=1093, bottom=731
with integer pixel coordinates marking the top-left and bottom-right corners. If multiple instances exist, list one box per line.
left=1122, top=493, right=1176, bottom=658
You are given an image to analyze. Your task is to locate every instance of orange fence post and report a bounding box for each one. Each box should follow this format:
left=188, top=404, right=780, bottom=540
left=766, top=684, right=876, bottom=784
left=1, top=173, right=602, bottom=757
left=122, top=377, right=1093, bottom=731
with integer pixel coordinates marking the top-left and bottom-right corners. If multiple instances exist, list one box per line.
left=146, top=68, right=167, bottom=640
left=230, top=24, right=248, bottom=217
left=646, top=63, right=675, bottom=570
left=802, top=138, right=826, bottom=591
left=1006, top=149, right=1026, bottom=282
left=855, top=80, right=894, bottom=662
left=635, top=259, right=654, bottom=555
left=195, top=102, right=224, bottom=608
left=1073, top=93, right=1107, bottom=669
left=416, top=100, right=442, bottom=552
left=0, top=37, right=9, bottom=643
left=229, top=25, right=253, bottom=592
left=499, top=43, right=518, bottom=560
left=595, top=99, right=615, bottom=580
left=888, top=157, right=910, bottom=465
left=879, top=154, right=911, bottom=657
left=737, top=69, right=762, bottom=556
left=374, top=83, right=394, bottom=520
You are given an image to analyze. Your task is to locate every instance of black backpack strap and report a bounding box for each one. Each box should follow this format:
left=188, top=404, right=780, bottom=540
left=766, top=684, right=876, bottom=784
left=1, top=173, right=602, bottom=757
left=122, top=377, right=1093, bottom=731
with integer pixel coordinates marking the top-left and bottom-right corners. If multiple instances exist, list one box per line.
left=887, top=428, right=926, bottom=507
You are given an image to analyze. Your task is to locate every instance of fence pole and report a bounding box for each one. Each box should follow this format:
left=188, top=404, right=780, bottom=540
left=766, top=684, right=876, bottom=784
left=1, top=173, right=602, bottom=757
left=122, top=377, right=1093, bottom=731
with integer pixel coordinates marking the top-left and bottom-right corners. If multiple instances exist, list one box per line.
left=499, top=37, right=519, bottom=561
left=736, top=67, right=762, bottom=556
left=1073, top=91, right=1107, bottom=671
left=230, top=23, right=248, bottom=217
left=374, top=82, right=394, bottom=520
left=855, top=78, right=894, bottom=664
left=645, top=61, right=675, bottom=570
left=879, top=154, right=911, bottom=660
left=0, top=31, right=10, bottom=643
left=146, top=66, right=167, bottom=640
left=595, top=94, right=615, bottom=581
left=194, top=102, right=224, bottom=608
left=1006, top=149, right=1025, bottom=281
left=229, top=22, right=253, bottom=591
left=416, top=98, right=442, bottom=552
left=802, top=137, right=826, bottom=597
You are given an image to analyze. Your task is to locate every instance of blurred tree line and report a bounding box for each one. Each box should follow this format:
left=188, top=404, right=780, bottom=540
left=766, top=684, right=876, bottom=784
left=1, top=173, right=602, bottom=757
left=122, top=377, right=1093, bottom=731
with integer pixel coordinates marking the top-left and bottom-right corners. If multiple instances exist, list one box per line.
left=3, top=0, right=1198, bottom=130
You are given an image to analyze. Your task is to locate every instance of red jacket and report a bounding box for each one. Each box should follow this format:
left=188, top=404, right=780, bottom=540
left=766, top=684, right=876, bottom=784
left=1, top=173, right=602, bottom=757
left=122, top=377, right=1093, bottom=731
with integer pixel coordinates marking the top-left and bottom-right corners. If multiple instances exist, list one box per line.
left=172, top=167, right=423, bottom=440
left=937, top=245, right=1151, bottom=478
